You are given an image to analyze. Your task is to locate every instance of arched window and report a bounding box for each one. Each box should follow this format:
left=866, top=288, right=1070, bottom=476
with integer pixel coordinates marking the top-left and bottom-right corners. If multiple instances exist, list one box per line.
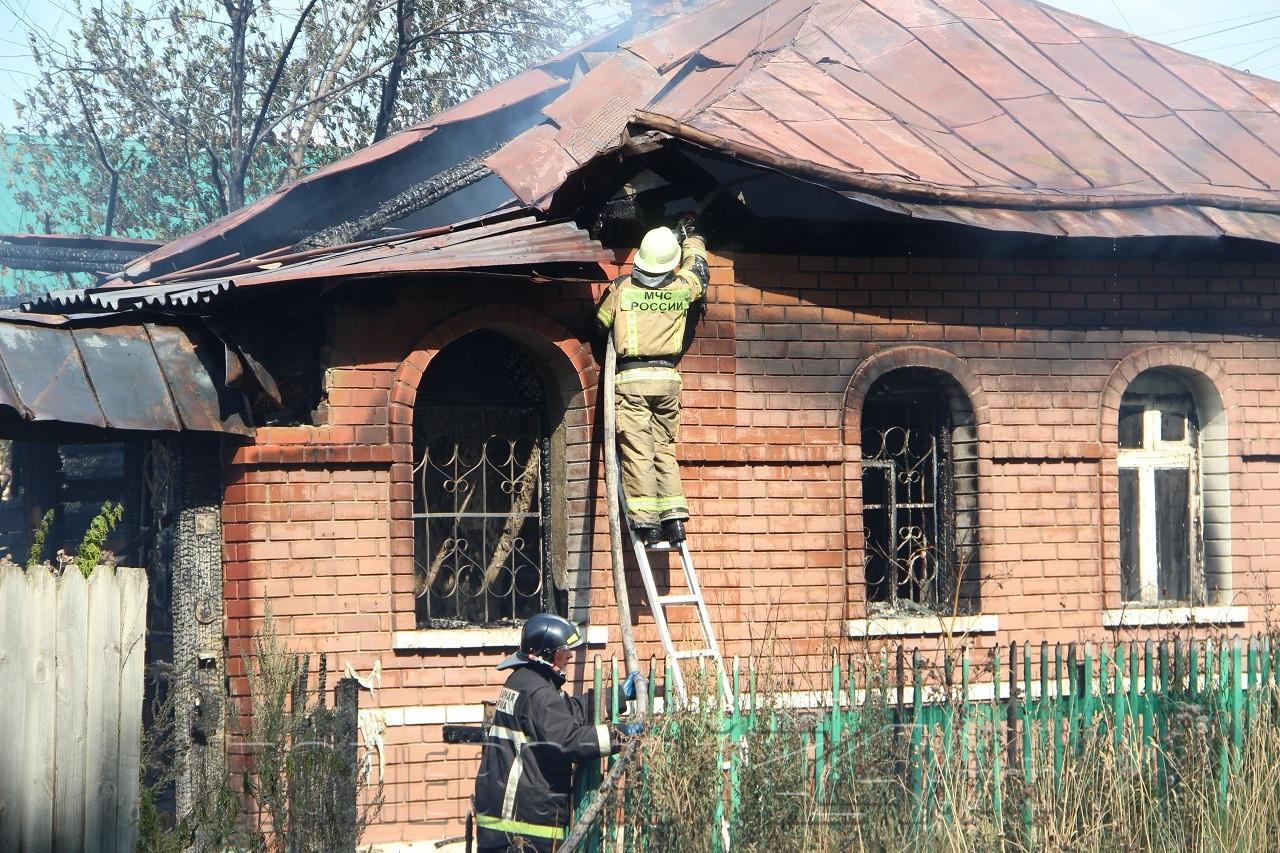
left=1117, top=369, right=1202, bottom=603
left=412, top=331, right=550, bottom=627
left=860, top=368, right=979, bottom=613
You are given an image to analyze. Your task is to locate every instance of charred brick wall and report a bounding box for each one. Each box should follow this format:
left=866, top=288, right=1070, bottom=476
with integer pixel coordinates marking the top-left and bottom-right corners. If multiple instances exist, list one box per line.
left=222, top=251, right=1280, bottom=847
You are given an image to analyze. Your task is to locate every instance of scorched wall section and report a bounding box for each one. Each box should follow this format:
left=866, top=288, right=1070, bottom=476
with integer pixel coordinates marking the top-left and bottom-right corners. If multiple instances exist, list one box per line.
left=727, top=252, right=1280, bottom=648
left=222, top=250, right=1280, bottom=846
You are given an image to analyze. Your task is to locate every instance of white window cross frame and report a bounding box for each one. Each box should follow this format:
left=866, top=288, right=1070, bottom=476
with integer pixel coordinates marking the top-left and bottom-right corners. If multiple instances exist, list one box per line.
left=1117, top=403, right=1199, bottom=605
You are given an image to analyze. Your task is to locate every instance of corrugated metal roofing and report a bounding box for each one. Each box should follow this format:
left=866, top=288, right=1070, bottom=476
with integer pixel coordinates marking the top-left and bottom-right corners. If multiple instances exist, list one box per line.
left=105, top=0, right=1280, bottom=279
left=30, top=216, right=612, bottom=313
left=0, top=318, right=251, bottom=434
left=3, top=217, right=605, bottom=436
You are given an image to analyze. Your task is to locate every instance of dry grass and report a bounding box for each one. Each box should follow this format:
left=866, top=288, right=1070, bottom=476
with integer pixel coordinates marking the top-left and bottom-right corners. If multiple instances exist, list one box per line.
left=594, top=664, right=1280, bottom=853
left=137, top=616, right=383, bottom=852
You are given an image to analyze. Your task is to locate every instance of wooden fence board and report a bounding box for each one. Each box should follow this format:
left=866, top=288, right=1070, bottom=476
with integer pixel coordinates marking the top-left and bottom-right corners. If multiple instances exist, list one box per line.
left=0, top=565, right=147, bottom=853
left=53, top=569, right=89, bottom=852
left=114, top=568, right=147, bottom=853
left=21, top=566, right=56, bottom=851
left=0, top=563, right=30, bottom=851
left=82, top=568, right=122, bottom=853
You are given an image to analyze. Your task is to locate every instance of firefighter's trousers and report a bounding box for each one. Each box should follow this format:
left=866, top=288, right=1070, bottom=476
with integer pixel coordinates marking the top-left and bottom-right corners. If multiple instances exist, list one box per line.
left=616, top=375, right=689, bottom=527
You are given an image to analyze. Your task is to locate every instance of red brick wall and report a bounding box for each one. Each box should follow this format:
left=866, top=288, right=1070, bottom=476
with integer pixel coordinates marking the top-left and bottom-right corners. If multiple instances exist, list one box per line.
left=223, top=250, right=1280, bottom=846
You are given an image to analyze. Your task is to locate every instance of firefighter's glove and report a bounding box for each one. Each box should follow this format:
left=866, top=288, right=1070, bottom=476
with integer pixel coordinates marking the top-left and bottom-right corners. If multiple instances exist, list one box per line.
left=676, top=214, right=699, bottom=241
left=618, top=722, right=646, bottom=738
left=621, top=670, right=641, bottom=701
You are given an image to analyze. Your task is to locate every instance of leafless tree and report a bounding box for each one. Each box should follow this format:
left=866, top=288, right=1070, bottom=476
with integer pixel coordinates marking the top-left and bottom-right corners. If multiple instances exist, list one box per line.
left=3, top=0, right=623, bottom=240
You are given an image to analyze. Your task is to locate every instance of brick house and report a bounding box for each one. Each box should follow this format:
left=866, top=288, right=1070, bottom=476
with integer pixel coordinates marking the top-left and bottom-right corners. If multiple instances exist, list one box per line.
left=7, top=0, right=1280, bottom=847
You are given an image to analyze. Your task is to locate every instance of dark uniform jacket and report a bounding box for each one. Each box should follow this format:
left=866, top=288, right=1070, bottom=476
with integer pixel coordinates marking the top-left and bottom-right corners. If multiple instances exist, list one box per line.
left=474, top=662, right=615, bottom=849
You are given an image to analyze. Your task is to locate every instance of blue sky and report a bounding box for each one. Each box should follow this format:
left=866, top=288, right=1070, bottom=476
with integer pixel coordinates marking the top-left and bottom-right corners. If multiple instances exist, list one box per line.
left=1, top=0, right=1280, bottom=128
left=1052, top=1, right=1280, bottom=75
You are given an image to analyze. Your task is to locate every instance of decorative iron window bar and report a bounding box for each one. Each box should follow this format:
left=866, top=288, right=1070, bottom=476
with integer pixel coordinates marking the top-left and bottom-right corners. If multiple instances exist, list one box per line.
left=413, top=403, right=550, bottom=628
left=861, top=381, right=955, bottom=611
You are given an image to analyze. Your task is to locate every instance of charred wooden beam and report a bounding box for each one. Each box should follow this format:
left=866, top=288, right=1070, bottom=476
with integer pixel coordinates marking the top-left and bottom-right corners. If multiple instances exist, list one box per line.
left=0, top=243, right=147, bottom=274
left=299, top=155, right=493, bottom=249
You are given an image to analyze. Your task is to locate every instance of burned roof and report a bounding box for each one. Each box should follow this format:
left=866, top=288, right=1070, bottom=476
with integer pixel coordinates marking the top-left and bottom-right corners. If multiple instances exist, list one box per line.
left=0, top=233, right=164, bottom=275
left=0, top=215, right=609, bottom=437
left=0, top=314, right=253, bottom=436
left=118, top=0, right=1280, bottom=280
left=13, top=0, right=1280, bottom=437
left=29, top=215, right=612, bottom=313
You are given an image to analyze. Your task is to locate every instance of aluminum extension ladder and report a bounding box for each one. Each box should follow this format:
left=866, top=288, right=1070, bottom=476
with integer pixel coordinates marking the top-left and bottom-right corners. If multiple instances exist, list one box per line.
left=618, top=497, right=733, bottom=707
left=600, top=334, right=731, bottom=709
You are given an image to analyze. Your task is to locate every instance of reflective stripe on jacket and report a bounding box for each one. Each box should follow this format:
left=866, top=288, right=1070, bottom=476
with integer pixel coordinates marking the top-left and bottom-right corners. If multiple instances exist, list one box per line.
left=595, top=235, right=709, bottom=360
left=473, top=663, right=614, bottom=848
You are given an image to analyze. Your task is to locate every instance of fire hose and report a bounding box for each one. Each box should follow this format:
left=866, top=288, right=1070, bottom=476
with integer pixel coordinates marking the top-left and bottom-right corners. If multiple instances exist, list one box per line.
left=559, top=335, right=645, bottom=853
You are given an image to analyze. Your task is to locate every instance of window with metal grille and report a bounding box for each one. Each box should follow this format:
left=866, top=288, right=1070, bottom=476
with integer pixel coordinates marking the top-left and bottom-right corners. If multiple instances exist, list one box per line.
left=861, top=369, right=956, bottom=612
left=1118, top=370, right=1201, bottom=604
left=412, top=331, right=551, bottom=628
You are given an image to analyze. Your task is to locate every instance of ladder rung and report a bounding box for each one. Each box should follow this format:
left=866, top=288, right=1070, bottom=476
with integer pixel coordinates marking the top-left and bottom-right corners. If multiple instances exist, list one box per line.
left=642, top=541, right=676, bottom=551
left=675, top=649, right=717, bottom=660
left=657, top=594, right=701, bottom=606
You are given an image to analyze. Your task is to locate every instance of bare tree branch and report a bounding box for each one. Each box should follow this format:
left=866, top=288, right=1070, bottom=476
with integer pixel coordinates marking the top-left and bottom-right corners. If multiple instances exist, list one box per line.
left=70, top=79, right=123, bottom=235
left=202, top=141, right=230, bottom=217
left=239, top=0, right=321, bottom=189
left=373, top=0, right=415, bottom=143
left=285, top=1, right=379, bottom=178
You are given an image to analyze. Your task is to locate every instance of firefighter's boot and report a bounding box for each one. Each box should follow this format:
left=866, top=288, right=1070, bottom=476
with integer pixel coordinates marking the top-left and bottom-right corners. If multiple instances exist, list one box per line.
left=634, top=523, right=662, bottom=546
left=661, top=518, right=686, bottom=546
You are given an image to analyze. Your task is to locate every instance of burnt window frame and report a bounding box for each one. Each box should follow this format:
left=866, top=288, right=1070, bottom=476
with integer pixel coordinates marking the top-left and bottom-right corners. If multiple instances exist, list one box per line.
left=1117, top=369, right=1203, bottom=606
left=1, top=439, right=145, bottom=567
left=859, top=368, right=975, bottom=615
left=411, top=330, right=556, bottom=629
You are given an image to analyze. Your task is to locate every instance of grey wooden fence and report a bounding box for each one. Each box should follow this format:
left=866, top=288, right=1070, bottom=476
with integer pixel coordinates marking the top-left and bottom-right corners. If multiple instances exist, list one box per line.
left=0, top=563, right=147, bottom=852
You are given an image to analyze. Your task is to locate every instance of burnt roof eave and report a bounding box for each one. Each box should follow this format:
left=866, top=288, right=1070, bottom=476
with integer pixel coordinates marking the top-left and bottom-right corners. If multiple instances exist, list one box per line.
left=630, top=111, right=1280, bottom=217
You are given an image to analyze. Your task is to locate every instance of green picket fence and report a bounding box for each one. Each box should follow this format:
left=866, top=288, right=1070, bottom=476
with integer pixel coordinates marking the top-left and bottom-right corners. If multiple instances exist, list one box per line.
left=572, top=635, right=1280, bottom=851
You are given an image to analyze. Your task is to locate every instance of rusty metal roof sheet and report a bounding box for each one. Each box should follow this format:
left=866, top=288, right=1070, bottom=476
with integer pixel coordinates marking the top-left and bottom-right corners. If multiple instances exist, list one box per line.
left=30, top=216, right=612, bottom=313
left=123, top=55, right=582, bottom=278
left=491, top=0, right=1280, bottom=240
left=120, top=0, right=1280, bottom=278
left=0, top=319, right=251, bottom=435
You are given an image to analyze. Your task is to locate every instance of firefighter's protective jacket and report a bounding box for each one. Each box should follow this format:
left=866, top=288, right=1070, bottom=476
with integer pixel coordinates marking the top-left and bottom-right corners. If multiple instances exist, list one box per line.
left=594, top=235, right=709, bottom=376
left=474, top=662, right=615, bottom=847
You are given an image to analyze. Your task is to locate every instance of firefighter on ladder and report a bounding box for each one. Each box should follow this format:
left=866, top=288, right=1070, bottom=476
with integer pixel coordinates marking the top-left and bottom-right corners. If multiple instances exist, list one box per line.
left=595, top=216, right=710, bottom=547
left=473, top=614, right=642, bottom=852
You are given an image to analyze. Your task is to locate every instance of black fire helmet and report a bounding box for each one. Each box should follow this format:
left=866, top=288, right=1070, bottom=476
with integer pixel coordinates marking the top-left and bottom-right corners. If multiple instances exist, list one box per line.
left=496, top=613, right=586, bottom=670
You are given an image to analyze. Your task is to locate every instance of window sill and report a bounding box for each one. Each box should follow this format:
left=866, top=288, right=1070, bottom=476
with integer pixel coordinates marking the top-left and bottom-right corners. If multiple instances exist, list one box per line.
left=392, top=624, right=609, bottom=651
left=1102, top=606, right=1247, bottom=628
left=846, top=614, right=999, bottom=638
